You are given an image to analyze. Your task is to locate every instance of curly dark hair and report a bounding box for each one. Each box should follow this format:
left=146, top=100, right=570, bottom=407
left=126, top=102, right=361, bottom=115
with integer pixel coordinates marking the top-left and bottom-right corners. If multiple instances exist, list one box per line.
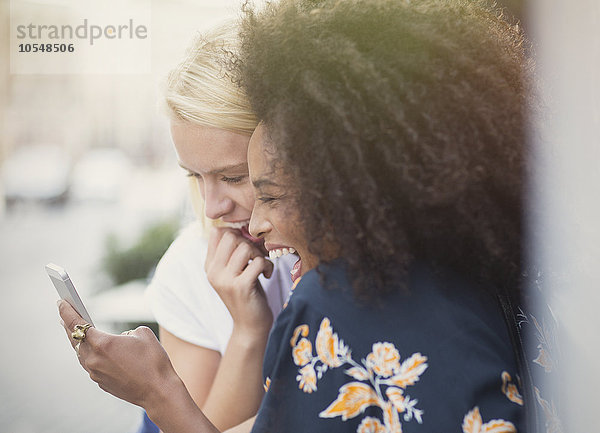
left=236, top=0, right=533, bottom=300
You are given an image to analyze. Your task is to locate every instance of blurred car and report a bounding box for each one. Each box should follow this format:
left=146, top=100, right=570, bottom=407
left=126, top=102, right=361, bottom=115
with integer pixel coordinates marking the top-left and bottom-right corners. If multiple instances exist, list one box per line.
left=69, top=147, right=132, bottom=202
left=1, top=144, right=71, bottom=204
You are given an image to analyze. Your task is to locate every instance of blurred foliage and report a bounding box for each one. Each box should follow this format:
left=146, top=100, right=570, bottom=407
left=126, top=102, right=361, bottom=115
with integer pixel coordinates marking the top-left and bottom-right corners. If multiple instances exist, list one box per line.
left=102, top=218, right=179, bottom=286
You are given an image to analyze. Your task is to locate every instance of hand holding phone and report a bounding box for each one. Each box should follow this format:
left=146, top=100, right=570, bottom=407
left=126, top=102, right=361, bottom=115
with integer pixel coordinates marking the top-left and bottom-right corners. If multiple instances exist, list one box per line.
left=46, top=263, right=94, bottom=326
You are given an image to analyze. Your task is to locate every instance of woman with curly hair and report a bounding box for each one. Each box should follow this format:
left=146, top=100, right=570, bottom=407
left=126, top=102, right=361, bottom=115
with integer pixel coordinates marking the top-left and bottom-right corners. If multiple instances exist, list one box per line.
left=59, top=0, right=553, bottom=431
left=239, top=0, right=533, bottom=428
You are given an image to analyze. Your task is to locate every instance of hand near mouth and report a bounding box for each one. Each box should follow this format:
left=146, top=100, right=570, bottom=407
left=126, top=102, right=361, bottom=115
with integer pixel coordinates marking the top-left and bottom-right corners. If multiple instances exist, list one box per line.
left=205, top=227, right=274, bottom=338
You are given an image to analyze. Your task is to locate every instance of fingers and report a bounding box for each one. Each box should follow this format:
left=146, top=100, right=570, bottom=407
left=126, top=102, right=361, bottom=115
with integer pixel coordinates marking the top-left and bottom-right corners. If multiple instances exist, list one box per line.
left=206, top=226, right=228, bottom=267
left=58, top=300, right=89, bottom=349
left=227, top=240, right=268, bottom=272
left=58, top=300, right=100, bottom=364
left=206, top=229, right=239, bottom=274
left=207, top=227, right=271, bottom=277
left=58, top=299, right=86, bottom=331
left=205, top=227, right=274, bottom=332
left=77, top=328, right=151, bottom=375
left=57, top=299, right=171, bottom=407
left=257, top=255, right=274, bottom=279
left=215, top=230, right=245, bottom=267
left=130, top=325, right=159, bottom=342
left=240, top=256, right=274, bottom=286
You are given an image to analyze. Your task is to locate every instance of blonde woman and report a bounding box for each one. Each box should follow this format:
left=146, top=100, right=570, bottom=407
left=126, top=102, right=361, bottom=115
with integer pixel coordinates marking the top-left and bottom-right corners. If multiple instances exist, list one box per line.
left=138, top=24, right=295, bottom=433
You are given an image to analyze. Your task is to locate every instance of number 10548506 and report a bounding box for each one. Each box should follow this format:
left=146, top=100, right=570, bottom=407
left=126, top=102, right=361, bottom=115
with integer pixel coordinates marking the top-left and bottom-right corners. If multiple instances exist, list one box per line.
left=18, top=43, right=75, bottom=53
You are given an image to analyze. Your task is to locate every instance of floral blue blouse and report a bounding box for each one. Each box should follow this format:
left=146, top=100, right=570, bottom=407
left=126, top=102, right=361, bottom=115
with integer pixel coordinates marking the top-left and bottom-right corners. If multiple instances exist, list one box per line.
left=251, top=260, right=526, bottom=433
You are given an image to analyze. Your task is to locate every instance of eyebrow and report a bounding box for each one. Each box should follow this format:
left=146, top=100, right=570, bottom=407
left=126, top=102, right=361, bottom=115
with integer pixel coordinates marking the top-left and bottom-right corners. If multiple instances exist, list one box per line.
left=178, top=162, right=248, bottom=175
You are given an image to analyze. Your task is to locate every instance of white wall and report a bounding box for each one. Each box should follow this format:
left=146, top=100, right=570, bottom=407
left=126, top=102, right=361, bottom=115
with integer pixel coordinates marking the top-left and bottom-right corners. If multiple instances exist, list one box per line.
left=529, top=0, right=600, bottom=429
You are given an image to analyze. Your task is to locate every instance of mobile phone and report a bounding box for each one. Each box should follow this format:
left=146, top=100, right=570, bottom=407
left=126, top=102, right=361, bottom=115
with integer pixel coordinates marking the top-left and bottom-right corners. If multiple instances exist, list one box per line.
left=46, top=263, right=94, bottom=326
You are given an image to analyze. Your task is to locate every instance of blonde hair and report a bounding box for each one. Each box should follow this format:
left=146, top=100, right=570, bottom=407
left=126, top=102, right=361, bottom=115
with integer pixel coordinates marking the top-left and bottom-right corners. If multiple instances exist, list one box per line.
left=165, top=24, right=257, bottom=227
left=165, top=24, right=257, bottom=135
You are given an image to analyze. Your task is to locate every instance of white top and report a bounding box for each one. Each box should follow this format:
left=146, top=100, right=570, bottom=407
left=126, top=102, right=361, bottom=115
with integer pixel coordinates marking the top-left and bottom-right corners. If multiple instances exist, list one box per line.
left=145, top=222, right=295, bottom=355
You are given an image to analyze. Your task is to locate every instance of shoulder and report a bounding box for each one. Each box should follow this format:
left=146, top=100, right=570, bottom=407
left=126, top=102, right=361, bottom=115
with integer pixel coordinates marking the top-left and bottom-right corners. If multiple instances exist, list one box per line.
left=282, top=260, right=514, bottom=358
left=160, top=221, right=208, bottom=264
left=257, top=260, right=524, bottom=432
left=148, top=222, right=209, bottom=287
left=285, top=261, right=518, bottom=384
left=288, top=260, right=509, bottom=341
left=146, top=223, right=226, bottom=316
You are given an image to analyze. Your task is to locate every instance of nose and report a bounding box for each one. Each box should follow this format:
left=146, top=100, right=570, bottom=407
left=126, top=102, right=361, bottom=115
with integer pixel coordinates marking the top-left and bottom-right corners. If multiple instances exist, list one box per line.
left=203, top=181, right=235, bottom=220
left=249, top=202, right=271, bottom=239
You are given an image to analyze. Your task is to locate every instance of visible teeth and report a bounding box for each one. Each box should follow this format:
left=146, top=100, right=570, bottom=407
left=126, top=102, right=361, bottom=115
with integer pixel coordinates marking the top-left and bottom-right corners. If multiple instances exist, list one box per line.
left=222, top=221, right=248, bottom=229
left=268, top=248, right=295, bottom=260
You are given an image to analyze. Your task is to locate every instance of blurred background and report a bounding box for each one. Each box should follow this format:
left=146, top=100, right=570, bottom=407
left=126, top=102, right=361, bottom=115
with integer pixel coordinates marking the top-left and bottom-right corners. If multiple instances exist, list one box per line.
left=1, top=0, right=598, bottom=432
left=1, top=0, right=249, bottom=432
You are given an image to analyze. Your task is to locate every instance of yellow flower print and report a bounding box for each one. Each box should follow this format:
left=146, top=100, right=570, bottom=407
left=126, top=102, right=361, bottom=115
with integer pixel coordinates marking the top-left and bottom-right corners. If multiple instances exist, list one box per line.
left=293, top=338, right=313, bottom=367
left=290, top=324, right=319, bottom=392
left=283, top=276, right=302, bottom=309
left=386, top=387, right=405, bottom=411
left=263, top=377, right=271, bottom=392
left=357, top=417, right=387, bottom=433
left=290, top=324, right=309, bottom=348
left=461, top=406, right=516, bottom=433
left=382, top=401, right=402, bottom=433
left=501, top=371, right=524, bottom=406
left=290, top=319, right=349, bottom=393
left=385, top=386, right=424, bottom=423
left=291, top=318, right=427, bottom=430
left=388, top=353, right=428, bottom=389
left=316, top=317, right=344, bottom=368
left=366, top=342, right=401, bottom=378
left=297, top=364, right=318, bottom=393
left=319, top=382, right=380, bottom=421
left=345, top=366, right=371, bottom=381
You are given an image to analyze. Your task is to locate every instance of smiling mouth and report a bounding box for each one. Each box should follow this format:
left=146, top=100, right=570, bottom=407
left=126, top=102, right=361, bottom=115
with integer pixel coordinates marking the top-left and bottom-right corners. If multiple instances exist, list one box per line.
left=268, top=247, right=296, bottom=260
left=267, top=247, right=302, bottom=282
left=222, top=222, right=302, bottom=281
left=221, top=221, right=263, bottom=244
left=221, top=221, right=249, bottom=229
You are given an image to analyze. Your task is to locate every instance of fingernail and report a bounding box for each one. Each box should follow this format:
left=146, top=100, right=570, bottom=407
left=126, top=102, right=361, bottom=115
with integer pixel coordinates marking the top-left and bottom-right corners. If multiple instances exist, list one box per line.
left=59, top=319, right=65, bottom=327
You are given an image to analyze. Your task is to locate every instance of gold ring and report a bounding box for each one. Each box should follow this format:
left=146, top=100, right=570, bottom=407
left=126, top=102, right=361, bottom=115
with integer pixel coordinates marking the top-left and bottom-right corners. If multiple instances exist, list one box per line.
left=75, top=341, right=81, bottom=357
left=71, top=323, right=93, bottom=342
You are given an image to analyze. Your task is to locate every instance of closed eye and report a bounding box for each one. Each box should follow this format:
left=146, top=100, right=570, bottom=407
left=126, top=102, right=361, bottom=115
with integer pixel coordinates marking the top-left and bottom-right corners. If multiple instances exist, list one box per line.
left=185, top=172, right=246, bottom=185
left=220, top=175, right=247, bottom=184
left=258, top=194, right=286, bottom=207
